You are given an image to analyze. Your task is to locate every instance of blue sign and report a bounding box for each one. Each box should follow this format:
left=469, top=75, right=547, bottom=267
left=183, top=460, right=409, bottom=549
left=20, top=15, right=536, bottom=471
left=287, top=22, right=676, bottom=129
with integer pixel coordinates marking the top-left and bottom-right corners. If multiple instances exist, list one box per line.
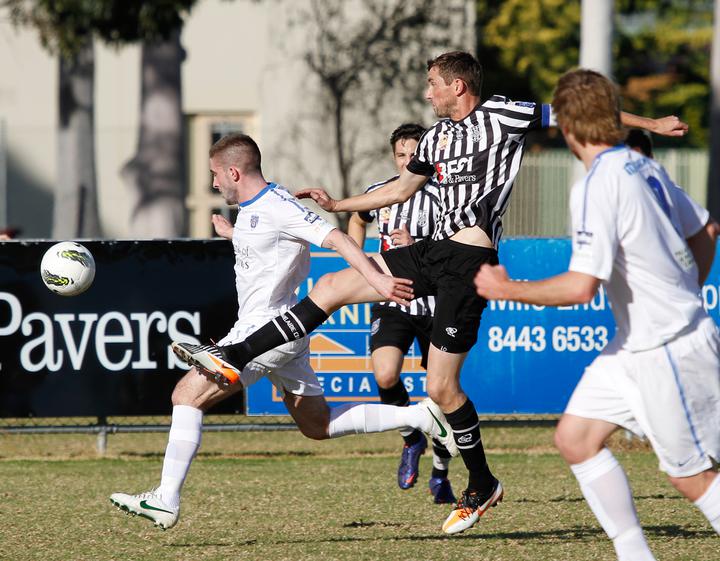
left=246, top=238, right=720, bottom=415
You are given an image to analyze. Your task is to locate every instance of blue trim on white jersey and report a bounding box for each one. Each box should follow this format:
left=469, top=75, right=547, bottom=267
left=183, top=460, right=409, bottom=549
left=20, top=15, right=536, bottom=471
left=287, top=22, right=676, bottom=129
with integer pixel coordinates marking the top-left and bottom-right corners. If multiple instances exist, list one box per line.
left=239, top=183, right=275, bottom=207
left=664, top=345, right=706, bottom=458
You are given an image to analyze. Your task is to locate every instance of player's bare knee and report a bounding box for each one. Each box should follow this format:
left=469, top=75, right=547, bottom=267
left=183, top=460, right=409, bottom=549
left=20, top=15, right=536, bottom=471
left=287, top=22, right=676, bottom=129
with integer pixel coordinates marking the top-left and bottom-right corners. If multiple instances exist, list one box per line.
left=374, top=368, right=400, bottom=389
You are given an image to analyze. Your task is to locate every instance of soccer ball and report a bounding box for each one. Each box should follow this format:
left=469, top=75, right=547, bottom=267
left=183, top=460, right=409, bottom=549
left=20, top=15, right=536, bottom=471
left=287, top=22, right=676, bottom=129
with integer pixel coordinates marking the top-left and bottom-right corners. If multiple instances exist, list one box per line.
left=40, top=241, right=96, bottom=296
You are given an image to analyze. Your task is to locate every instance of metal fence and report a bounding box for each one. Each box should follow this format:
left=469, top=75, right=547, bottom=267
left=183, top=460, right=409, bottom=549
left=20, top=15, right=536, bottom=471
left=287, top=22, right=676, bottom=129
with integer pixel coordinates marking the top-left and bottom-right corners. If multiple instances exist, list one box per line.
left=503, top=148, right=709, bottom=237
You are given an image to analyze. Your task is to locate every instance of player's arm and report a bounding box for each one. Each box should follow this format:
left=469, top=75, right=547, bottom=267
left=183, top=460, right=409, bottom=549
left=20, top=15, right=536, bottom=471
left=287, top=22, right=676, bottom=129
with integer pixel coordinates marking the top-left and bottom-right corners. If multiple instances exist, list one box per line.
left=347, top=212, right=370, bottom=248
left=686, top=218, right=720, bottom=285
left=321, top=228, right=413, bottom=306
left=620, top=112, right=688, bottom=137
left=296, top=168, right=427, bottom=213
left=474, top=265, right=601, bottom=306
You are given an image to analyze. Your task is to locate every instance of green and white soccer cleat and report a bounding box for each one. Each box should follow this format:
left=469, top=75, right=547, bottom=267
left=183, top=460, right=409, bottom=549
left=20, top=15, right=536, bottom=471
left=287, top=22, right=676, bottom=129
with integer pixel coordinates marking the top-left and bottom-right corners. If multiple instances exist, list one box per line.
left=110, top=488, right=179, bottom=530
left=419, top=398, right=459, bottom=457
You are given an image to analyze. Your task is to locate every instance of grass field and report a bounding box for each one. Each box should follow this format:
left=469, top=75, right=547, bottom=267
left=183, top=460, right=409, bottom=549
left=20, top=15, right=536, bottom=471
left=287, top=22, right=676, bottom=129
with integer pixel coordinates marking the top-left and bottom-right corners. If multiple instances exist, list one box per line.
left=0, top=425, right=716, bottom=561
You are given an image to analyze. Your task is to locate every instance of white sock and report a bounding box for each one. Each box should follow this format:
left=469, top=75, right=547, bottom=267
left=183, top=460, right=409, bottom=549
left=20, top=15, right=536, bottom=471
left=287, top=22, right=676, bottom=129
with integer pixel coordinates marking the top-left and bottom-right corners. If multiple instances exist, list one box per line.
left=327, top=403, right=430, bottom=438
left=432, top=453, right=451, bottom=472
left=694, top=473, right=720, bottom=534
left=158, top=405, right=203, bottom=508
left=570, top=448, right=655, bottom=561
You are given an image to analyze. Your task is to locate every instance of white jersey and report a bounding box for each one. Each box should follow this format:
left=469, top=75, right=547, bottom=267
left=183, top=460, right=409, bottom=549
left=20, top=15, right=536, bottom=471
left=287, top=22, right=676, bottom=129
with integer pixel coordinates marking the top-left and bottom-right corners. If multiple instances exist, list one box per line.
left=230, top=183, right=335, bottom=323
left=569, top=145, right=709, bottom=351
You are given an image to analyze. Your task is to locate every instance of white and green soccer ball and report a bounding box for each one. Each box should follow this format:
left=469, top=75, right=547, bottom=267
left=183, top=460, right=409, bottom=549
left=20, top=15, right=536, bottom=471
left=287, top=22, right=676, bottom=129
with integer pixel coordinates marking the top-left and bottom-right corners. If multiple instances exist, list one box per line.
left=40, top=241, right=96, bottom=296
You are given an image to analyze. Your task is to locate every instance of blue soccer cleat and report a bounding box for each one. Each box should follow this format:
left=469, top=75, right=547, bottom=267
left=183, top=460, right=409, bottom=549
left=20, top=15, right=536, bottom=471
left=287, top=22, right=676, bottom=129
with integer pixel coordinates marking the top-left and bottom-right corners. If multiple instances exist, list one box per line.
left=429, top=476, right=457, bottom=504
left=397, top=435, right=427, bottom=489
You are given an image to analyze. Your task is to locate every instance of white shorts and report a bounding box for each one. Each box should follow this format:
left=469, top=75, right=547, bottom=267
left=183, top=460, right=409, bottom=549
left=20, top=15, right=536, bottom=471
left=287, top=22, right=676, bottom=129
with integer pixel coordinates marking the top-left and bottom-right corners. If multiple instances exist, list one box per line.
left=217, top=321, right=323, bottom=397
left=565, top=316, right=720, bottom=477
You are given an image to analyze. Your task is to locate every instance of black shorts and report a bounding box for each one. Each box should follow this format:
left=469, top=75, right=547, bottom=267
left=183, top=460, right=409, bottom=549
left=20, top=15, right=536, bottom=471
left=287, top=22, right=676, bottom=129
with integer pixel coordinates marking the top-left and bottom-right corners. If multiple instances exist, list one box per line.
left=369, top=305, right=433, bottom=369
left=381, top=238, right=498, bottom=353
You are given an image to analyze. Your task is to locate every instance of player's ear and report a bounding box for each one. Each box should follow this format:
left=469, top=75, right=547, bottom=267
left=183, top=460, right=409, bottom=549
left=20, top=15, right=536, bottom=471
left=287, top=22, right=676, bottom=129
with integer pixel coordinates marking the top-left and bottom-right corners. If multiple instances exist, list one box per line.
left=454, top=78, right=468, bottom=97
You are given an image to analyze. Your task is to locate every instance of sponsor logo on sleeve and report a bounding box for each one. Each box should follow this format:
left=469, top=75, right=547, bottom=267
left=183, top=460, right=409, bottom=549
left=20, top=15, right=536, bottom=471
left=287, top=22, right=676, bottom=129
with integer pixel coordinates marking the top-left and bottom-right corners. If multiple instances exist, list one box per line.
left=304, top=211, right=320, bottom=224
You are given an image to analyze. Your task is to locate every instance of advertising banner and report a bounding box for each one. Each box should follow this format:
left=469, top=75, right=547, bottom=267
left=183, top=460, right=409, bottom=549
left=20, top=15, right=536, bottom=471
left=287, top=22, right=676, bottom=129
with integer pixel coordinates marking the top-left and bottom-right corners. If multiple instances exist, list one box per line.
left=245, top=239, right=720, bottom=415
left=0, top=240, right=241, bottom=417
left=2, top=239, right=718, bottom=417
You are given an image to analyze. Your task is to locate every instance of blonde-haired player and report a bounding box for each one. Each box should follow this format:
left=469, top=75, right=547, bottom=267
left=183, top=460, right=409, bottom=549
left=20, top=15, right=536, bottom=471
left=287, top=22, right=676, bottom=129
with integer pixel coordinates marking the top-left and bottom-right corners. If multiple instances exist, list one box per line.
left=475, top=69, right=720, bottom=561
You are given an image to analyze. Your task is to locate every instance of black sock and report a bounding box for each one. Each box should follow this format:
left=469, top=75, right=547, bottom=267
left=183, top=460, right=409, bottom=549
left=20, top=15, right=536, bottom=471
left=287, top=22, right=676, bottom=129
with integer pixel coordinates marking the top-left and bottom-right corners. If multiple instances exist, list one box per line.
left=431, top=438, right=452, bottom=479
left=377, top=380, right=410, bottom=407
left=432, top=437, right=453, bottom=458
left=377, top=380, right=422, bottom=446
left=222, top=297, right=328, bottom=369
left=445, top=399, right=495, bottom=496
left=431, top=467, right=449, bottom=480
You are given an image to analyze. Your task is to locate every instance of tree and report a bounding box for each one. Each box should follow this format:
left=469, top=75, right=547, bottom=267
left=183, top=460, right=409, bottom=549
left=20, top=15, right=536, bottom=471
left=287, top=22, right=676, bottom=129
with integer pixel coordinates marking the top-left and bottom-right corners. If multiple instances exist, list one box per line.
left=277, top=0, right=473, bottom=229
left=5, top=0, right=102, bottom=238
left=91, top=1, right=195, bottom=237
left=5, top=0, right=196, bottom=238
left=479, top=0, right=713, bottom=148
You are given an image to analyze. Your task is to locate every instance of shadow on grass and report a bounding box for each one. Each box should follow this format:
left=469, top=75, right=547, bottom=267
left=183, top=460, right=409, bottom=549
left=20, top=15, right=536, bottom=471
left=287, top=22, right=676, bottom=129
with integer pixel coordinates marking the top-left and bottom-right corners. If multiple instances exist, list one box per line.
left=120, top=450, right=316, bottom=459
left=263, top=524, right=715, bottom=546
left=516, top=493, right=684, bottom=504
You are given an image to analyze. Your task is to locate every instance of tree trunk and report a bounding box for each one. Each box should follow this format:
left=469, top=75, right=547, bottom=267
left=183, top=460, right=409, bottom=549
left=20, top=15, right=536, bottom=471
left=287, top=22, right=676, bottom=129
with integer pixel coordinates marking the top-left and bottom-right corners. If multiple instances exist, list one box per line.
left=332, top=90, right=350, bottom=232
left=54, top=40, right=101, bottom=239
left=122, top=27, right=187, bottom=238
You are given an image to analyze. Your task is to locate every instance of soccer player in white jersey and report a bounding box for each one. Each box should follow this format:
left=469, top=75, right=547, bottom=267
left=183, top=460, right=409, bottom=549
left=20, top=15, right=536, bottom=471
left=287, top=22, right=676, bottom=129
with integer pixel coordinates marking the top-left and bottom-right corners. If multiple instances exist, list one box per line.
left=475, top=69, right=720, bottom=561
left=174, top=52, right=689, bottom=534
left=109, top=133, right=457, bottom=530
left=348, top=123, right=455, bottom=503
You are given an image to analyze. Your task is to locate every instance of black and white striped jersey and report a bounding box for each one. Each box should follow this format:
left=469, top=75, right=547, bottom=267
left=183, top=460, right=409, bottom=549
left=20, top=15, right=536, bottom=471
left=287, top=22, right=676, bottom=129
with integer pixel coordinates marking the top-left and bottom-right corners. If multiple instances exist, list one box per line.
left=407, top=96, right=553, bottom=246
left=358, top=175, right=440, bottom=316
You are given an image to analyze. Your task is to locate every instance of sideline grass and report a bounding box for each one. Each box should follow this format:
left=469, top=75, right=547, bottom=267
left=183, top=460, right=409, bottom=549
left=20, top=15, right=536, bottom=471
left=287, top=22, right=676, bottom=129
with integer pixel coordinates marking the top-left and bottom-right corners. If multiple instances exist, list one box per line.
left=0, top=427, right=716, bottom=561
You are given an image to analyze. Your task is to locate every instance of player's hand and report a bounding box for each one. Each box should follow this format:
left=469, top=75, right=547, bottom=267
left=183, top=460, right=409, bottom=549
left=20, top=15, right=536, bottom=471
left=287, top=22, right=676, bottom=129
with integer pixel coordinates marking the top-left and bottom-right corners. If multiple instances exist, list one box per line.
left=652, top=115, right=688, bottom=137
left=212, top=214, right=234, bottom=240
left=474, top=264, right=510, bottom=300
left=295, top=188, right=338, bottom=212
left=389, top=224, right=413, bottom=247
left=371, top=273, right=414, bottom=307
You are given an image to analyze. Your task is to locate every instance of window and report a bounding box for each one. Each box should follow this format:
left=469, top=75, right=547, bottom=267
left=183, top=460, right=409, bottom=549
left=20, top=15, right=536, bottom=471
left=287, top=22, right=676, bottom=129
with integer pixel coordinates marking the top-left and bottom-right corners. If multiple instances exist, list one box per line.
left=186, top=113, right=257, bottom=238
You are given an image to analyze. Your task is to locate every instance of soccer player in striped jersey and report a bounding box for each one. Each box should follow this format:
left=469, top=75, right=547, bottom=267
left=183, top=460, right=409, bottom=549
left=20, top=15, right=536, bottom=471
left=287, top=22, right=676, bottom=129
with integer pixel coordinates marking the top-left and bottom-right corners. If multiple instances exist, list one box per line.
left=348, top=123, right=455, bottom=503
left=475, top=69, right=719, bottom=561
left=174, top=52, right=688, bottom=534
left=110, top=133, right=458, bottom=530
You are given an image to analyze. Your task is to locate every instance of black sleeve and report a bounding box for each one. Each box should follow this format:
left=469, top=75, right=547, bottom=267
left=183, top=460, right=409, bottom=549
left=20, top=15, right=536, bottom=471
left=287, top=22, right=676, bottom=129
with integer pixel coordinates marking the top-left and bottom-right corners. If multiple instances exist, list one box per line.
left=357, top=211, right=374, bottom=223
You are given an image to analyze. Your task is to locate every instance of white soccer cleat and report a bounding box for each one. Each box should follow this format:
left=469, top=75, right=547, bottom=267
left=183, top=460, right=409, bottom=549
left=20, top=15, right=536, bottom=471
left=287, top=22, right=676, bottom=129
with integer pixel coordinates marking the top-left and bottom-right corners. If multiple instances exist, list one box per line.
left=419, top=398, right=459, bottom=457
left=171, top=341, right=241, bottom=386
left=109, top=488, right=179, bottom=530
left=442, top=480, right=504, bottom=534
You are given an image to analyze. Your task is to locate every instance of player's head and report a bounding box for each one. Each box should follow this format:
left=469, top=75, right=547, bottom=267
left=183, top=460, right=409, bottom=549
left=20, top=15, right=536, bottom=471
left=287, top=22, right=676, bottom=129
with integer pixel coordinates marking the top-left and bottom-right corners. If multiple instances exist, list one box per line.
left=552, top=69, right=625, bottom=156
left=389, top=123, right=425, bottom=173
left=209, top=133, right=262, bottom=205
left=626, top=128, right=654, bottom=158
left=425, top=51, right=483, bottom=118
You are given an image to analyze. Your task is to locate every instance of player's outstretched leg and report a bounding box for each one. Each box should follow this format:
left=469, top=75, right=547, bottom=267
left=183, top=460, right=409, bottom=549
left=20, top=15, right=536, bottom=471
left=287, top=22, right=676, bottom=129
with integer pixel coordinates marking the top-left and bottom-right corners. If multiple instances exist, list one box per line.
left=110, top=488, right=179, bottom=530
left=173, top=297, right=329, bottom=380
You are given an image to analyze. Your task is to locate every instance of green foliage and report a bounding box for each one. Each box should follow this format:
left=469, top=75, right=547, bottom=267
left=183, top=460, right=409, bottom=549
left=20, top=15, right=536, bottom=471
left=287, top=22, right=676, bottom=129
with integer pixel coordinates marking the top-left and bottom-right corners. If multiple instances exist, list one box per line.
left=477, top=0, right=713, bottom=147
left=3, top=0, right=197, bottom=57
left=480, top=0, right=580, bottom=102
